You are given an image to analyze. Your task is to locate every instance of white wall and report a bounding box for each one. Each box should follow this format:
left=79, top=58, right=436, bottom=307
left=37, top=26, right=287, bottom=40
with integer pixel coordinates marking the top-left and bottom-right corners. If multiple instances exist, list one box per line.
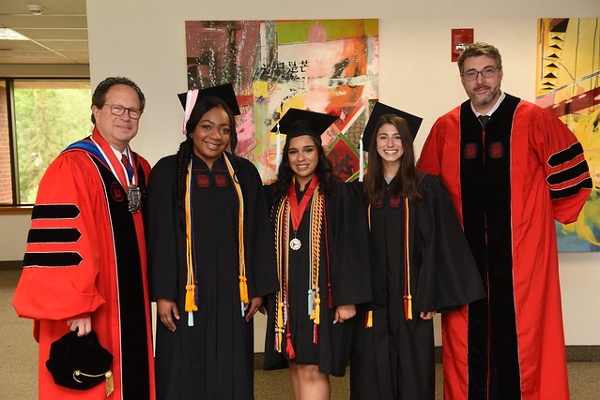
left=1, top=0, right=598, bottom=347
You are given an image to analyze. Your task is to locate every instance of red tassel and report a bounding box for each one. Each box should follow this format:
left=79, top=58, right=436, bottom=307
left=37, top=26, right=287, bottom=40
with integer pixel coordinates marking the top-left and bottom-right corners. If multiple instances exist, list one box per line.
left=313, top=324, right=319, bottom=344
left=403, top=296, right=409, bottom=321
left=286, top=333, right=296, bottom=359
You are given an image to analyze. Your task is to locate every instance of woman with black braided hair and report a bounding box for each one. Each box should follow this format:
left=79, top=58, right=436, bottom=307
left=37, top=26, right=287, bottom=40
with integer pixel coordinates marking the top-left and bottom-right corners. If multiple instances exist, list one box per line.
left=146, top=84, right=277, bottom=400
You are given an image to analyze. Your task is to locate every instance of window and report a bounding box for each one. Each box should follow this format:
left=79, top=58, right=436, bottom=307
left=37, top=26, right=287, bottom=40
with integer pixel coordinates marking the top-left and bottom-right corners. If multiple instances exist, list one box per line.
left=0, top=79, right=92, bottom=205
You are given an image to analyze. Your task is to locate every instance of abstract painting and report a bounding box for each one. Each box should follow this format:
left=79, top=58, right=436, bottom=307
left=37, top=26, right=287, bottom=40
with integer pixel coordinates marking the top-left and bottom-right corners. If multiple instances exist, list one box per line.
left=185, top=19, right=379, bottom=183
left=536, top=18, right=600, bottom=251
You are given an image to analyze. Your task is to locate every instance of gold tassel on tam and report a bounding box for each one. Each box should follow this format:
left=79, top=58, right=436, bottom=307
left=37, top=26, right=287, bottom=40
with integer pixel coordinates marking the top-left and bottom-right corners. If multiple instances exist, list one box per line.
left=105, top=371, right=114, bottom=397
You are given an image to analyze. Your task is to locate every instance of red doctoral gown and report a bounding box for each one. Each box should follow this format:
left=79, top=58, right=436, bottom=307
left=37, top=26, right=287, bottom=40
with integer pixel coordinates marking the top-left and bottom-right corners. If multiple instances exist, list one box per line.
left=12, top=128, right=156, bottom=400
left=418, top=94, right=592, bottom=400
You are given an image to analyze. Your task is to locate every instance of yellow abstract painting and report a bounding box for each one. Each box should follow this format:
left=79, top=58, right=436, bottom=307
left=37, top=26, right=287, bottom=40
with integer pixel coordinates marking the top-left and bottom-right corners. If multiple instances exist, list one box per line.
left=536, top=18, right=600, bottom=251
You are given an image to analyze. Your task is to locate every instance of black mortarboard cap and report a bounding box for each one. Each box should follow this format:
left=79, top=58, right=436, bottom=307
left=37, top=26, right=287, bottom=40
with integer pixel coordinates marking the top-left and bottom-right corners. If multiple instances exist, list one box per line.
left=361, top=102, right=423, bottom=148
left=177, top=83, right=241, bottom=116
left=271, top=108, right=338, bottom=142
left=46, top=329, right=113, bottom=391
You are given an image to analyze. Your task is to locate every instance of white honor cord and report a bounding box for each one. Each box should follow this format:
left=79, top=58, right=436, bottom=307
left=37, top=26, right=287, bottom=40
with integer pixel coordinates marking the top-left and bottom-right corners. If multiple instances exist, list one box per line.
left=275, top=123, right=282, bottom=171
left=90, top=138, right=136, bottom=186
left=359, top=134, right=364, bottom=182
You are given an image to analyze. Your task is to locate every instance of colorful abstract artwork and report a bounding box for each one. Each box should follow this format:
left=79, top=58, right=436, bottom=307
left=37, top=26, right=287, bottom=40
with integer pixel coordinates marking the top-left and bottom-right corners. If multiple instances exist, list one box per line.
left=536, top=18, right=600, bottom=251
left=185, top=19, right=379, bottom=183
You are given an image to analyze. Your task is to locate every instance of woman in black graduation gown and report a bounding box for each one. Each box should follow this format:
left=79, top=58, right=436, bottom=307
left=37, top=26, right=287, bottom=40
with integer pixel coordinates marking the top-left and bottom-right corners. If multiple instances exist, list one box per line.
left=349, top=103, right=485, bottom=400
left=147, top=84, right=278, bottom=400
left=263, top=109, right=371, bottom=400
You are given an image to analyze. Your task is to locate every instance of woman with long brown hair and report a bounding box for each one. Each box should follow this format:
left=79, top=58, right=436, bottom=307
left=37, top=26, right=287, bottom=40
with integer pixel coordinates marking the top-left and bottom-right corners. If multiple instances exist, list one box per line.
left=350, top=103, right=484, bottom=400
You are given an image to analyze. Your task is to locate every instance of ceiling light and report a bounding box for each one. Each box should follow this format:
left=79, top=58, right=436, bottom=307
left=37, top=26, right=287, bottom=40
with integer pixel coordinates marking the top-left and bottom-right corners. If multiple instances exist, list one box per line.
left=0, top=28, right=29, bottom=41
left=27, top=5, right=44, bottom=16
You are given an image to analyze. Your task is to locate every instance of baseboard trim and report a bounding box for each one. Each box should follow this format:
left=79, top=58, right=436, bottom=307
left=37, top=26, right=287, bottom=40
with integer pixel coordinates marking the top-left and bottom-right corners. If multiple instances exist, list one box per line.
left=255, top=346, right=600, bottom=369
left=0, top=260, right=22, bottom=270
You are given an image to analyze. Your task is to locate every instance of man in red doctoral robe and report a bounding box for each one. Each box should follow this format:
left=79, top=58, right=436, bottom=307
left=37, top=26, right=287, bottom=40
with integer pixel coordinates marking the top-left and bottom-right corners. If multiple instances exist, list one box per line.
left=418, top=42, right=592, bottom=400
left=13, top=76, right=155, bottom=400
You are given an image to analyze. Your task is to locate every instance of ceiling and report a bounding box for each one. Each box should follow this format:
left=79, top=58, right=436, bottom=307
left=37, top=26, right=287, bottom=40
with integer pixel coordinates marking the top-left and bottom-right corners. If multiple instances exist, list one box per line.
left=0, top=0, right=88, bottom=65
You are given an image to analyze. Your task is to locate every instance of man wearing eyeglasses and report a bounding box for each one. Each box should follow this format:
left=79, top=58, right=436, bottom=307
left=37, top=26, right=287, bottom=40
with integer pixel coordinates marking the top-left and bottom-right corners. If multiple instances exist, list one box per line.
left=418, top=42, right=591, bottom=400
left=13, top=77, right=156, bottom=399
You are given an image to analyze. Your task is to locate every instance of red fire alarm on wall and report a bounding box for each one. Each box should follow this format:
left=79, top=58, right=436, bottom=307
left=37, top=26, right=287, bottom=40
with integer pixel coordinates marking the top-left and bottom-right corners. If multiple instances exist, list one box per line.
left=451, top=28, right=474, bottom=62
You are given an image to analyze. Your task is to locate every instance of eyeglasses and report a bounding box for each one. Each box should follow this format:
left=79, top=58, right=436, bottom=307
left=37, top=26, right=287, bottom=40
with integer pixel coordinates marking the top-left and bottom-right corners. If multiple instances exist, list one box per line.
left=461, top=66, right=497, bottom=81
left=104, top=104, right=142, bottom=120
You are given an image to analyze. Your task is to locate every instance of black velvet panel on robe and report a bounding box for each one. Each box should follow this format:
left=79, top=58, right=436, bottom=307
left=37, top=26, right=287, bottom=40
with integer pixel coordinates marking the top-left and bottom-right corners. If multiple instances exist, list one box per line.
left=459, top=95, right=522, bottom=399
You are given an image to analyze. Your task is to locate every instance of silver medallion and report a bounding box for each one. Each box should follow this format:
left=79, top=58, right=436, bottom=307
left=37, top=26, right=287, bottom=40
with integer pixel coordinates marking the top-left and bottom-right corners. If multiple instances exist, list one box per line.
left=290, top=238, right=302, bottom=251
left=128, top=185, right=142, bottom=213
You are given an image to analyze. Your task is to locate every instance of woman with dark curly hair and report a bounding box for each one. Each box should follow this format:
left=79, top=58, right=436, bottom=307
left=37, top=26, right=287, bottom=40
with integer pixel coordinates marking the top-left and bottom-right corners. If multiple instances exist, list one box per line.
left=146, top=84, right=277, bottom=400
left=263, top=108, right=371, bottom=400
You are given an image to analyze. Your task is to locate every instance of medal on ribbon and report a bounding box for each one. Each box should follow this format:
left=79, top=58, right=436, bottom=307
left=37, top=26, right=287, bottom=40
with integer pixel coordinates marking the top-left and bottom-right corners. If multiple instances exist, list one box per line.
left=128, top=185, right=142, bottom=213
left=287, top=178, right=319, bottom=251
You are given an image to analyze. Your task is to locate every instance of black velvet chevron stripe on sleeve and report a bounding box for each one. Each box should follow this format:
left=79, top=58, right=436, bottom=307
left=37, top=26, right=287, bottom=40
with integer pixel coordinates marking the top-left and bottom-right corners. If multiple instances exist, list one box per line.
left=26, top=228, right=82, bottom=244
left=547, top=160, right=591, bottom=185
left=31, top=204, right=80, bottom=220
left=22, top=252, right=83, bottom=267
left=547, top=142, right=585, bottom=167
left=550, top=177, right=593, bottom=199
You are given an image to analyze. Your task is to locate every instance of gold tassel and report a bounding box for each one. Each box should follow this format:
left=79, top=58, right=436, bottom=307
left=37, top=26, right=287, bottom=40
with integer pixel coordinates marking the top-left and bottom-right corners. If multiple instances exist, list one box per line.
left=105, top=371, right=114, bottom=397
left=312, top=297, right=320, bottom=325
left=277, top=301, right=284, bottom=352
left=185, top=284, right=198, bottom=312
left=403, top=294, right=413, bottom=321
left=239, top=275, right=249, bottom=304
left=366, top=310, right=373, bottom=328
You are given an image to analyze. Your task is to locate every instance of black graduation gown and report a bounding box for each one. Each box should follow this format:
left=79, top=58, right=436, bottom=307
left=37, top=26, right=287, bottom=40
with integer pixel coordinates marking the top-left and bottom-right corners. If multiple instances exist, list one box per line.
left=147, top=153, right=278, bottom=400
left=263, top=181, right=371, bottom=377
left=350, top=174, right=485, bottom=400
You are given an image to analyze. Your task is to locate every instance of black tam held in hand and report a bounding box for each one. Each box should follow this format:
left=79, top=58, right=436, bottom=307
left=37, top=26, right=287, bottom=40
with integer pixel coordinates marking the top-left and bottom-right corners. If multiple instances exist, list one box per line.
left=46, top=329, right=113, bottom=392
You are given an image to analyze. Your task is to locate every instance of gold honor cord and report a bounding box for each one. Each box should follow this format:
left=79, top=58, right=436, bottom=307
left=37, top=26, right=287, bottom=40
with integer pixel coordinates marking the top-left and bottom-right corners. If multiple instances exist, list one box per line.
left=365, top=203, right=373, bottom=328
left=224, top=155, right=249, bottom=315
left=403, top=197, right=413, bottom=321
left=309, top=190, right=324, bottom=343
left=185, top=162, right=198, bottom=326
left=184, top=155, right=248, bottom=328
left=274, top=197, right=289, bottom=353
left=273, top=186, right=325, bottom=352
left=364, top=198, right=413, bottom=326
